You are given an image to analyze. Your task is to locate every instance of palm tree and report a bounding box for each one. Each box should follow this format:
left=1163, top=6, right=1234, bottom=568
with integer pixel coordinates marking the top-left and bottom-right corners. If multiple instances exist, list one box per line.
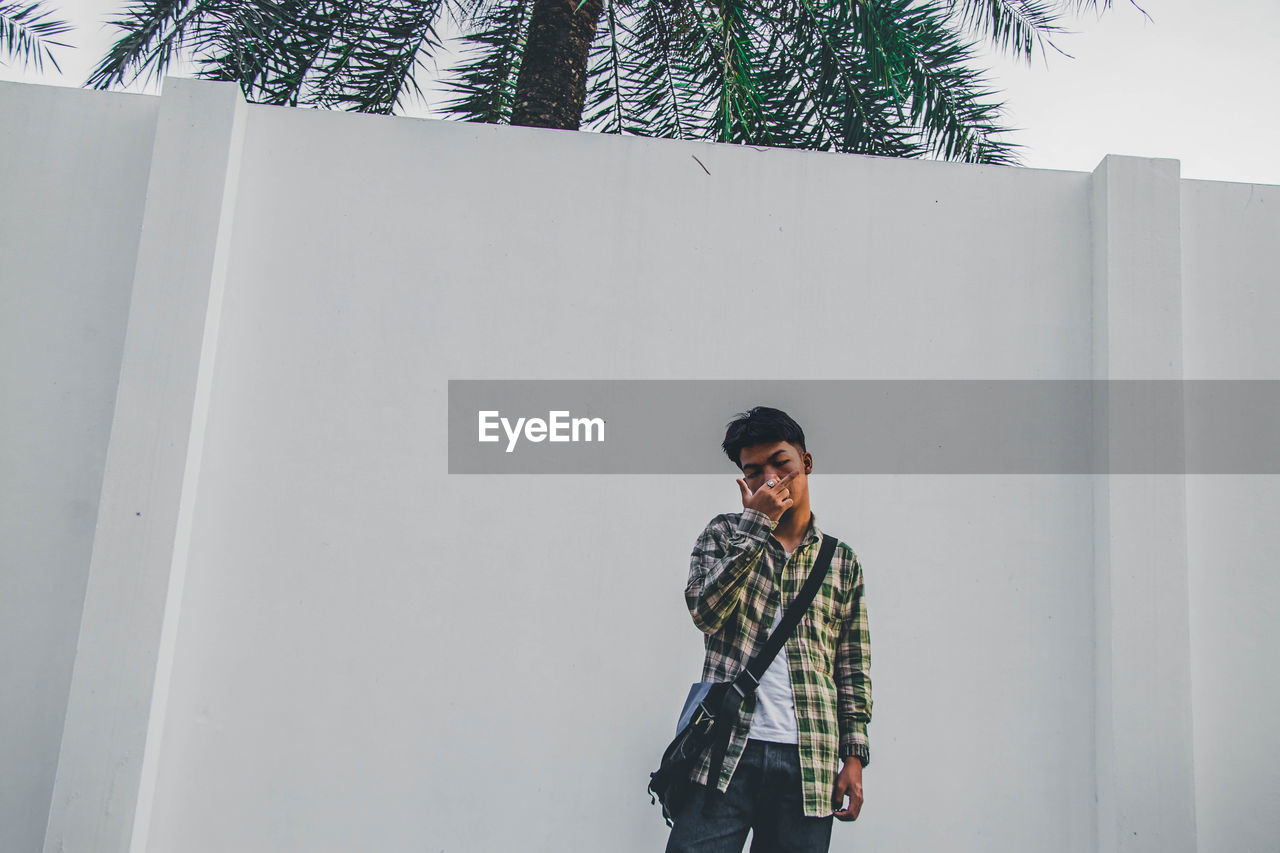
left=86, top=0, right=1137, bottom=165
left=1, top=0, right=71, bottom=71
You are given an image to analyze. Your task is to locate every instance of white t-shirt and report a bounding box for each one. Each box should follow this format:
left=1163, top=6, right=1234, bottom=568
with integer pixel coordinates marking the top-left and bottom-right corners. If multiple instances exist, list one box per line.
left=747, top=550, right=800, bottom=743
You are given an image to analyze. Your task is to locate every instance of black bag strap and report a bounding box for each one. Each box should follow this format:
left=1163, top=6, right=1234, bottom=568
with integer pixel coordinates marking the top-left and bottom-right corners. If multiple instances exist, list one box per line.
left=702, top=533, right=838, bottom=800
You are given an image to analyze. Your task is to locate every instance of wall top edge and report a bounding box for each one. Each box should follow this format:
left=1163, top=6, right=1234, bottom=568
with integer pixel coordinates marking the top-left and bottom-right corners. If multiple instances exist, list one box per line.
left=13, top=75, right=1277, bottom=188
left=1181, top=175, right=1280, bottom=191
left=0, top=78, right=155, bottom=102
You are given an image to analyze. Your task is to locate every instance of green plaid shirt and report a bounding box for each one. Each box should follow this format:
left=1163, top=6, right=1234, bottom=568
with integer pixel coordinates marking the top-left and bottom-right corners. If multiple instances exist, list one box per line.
left=684, top=508, right=872, bottom=817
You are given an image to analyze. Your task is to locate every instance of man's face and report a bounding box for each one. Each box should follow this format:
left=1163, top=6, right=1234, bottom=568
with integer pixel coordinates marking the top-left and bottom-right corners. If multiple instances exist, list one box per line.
left=738, top=440, right=811, bottom=510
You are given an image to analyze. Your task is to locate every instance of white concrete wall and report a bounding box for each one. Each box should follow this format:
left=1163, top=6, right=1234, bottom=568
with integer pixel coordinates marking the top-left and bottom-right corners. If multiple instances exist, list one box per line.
left=1180, top=178, right=1280, bottom=853
left=0, top=82, right=157, bottom=853
left=135, top=103, right=1098, bottom=853
left=1, top=78, right=1275, bottom=853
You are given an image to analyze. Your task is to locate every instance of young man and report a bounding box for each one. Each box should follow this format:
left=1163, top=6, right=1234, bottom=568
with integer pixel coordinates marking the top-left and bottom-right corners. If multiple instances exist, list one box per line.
left=666, top=407, right=872, bottom=853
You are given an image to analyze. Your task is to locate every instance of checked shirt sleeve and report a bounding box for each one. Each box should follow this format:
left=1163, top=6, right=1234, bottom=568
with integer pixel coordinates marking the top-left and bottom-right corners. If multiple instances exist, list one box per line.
left=685, top=509, right=775, bottom=633
left=836, top=553, right=873, bottom=766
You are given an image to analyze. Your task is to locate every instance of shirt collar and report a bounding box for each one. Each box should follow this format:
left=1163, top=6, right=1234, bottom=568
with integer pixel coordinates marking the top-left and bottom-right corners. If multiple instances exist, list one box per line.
left=777, top=512, right=823, bottom=554
left=802, top=511, right=823, bottom=549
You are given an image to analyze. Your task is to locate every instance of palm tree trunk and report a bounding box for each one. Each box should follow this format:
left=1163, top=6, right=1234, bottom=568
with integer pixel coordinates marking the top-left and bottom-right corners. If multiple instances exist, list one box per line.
left=510, top=0, right=604, bottom=129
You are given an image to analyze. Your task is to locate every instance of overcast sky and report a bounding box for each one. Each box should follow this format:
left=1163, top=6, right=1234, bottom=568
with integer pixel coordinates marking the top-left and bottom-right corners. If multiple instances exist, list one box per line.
left=4, top=0, right=1278, bottom=186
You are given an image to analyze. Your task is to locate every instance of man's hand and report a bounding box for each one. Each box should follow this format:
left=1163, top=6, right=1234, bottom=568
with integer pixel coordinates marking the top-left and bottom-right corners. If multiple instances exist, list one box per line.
left=832, top=757, right=864, bottom=821
left=737, top=470, right=798, bottom=521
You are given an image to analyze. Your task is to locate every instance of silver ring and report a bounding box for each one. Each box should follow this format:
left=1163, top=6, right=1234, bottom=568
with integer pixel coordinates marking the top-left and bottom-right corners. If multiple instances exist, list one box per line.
left=765, top=479, right=777, bottom=487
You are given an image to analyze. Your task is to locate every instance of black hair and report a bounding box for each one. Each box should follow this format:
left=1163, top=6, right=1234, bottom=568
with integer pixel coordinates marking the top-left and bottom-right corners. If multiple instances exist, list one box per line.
left=721, top=406, right=807, bottom=468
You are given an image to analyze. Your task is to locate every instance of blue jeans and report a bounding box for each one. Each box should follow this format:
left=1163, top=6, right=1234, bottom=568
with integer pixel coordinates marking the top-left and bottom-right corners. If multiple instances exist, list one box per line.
left=665, top=739, right=834, bottom=853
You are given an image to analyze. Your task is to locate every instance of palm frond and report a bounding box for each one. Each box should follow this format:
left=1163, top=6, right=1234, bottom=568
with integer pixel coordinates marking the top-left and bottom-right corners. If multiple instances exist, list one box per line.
left=0, top=0, right=71, bottom=73
left=189, top=0, right=324, bottom=103
left=842, top=0, right=1019, bottom=164
left=193, top=0, right=446, bottom=111
left=671, top=0, right=771, bottom=144
left=87, top=0, right=206, bottom=89
left=302, top=0, right=446, bottom=112
left=748, top=0, right=923, bottom=156
left=90, top=0, right=445, bottom=112
left=81, top=0, right=1080, bottom=164
left=623, top=1, right=704, bottom=139
left=439, top=0, right=532, bottom=124
left=943, top=0, right=1064, bottom=62
left=582, top=0, right=630, bottom=133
